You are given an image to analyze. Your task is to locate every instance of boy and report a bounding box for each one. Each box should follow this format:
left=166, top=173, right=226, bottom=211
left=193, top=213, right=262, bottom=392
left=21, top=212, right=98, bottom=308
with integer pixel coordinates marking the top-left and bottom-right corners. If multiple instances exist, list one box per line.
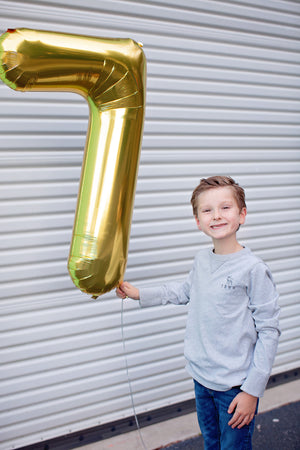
left=116, top=175, right=280, bottom=449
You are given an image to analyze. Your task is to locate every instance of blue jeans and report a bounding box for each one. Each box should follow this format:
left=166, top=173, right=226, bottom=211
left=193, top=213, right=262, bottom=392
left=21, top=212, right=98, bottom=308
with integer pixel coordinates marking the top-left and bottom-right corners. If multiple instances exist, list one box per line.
left=194, top=380, right=257, bottom=450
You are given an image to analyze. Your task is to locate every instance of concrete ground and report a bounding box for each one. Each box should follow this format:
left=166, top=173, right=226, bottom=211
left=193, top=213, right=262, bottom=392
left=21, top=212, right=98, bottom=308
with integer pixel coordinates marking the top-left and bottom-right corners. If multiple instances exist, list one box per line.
left=79, top=379, right=300, bottom=450
left=164, top=400, right=300, bottom=450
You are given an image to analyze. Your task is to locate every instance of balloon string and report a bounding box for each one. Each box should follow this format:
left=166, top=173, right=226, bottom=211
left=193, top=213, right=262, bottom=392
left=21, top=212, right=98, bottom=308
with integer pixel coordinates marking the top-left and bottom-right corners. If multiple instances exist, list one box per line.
left=121, top=297, right=148, bottom=450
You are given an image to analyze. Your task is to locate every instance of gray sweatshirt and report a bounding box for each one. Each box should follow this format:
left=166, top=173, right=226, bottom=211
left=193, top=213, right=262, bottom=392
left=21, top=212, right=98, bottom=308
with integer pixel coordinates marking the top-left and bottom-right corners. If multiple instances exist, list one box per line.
left=139, top=247, right=280, bottom=398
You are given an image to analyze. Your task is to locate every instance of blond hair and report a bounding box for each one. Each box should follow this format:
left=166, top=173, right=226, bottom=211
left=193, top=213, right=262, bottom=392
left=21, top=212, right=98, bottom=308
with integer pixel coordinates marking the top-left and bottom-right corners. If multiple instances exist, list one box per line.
left=191, top=176, right=246, bottom=217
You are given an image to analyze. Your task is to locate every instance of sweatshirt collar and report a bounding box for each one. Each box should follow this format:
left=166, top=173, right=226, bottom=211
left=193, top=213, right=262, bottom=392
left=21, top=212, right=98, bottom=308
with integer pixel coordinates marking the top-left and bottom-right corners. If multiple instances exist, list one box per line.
left=208, top=246, right=249, bottom=272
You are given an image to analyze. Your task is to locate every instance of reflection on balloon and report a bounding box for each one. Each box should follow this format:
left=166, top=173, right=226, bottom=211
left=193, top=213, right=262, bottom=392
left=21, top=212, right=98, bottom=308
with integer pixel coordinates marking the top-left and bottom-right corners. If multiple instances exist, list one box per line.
left=0, top=28, right=146, bottom=297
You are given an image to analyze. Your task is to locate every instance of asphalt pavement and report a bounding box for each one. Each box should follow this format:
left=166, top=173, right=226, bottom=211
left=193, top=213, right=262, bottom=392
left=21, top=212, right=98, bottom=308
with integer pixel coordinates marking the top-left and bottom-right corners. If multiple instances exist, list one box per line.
left=163, top=400, right=300, bottom=450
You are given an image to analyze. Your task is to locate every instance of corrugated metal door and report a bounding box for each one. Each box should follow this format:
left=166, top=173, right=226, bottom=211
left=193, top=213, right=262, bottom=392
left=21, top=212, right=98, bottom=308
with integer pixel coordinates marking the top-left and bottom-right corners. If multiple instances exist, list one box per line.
left=1, top=1, right=300, bottom=448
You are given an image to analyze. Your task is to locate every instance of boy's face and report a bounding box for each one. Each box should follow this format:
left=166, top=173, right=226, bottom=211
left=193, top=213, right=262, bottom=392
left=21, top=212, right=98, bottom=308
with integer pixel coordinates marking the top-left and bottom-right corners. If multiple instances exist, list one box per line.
left=195, top=187, right=247, bottom=242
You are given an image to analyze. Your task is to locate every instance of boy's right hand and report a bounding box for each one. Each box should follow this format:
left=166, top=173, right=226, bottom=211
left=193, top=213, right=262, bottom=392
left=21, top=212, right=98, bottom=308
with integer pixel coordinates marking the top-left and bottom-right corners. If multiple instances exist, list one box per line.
left=116, top=281, right=140, bottom=300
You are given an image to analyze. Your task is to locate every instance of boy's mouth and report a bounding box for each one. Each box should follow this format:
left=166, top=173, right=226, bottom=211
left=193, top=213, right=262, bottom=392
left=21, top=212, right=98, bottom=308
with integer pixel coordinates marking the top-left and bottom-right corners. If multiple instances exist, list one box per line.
left=211, top=223, right=227, bottom=230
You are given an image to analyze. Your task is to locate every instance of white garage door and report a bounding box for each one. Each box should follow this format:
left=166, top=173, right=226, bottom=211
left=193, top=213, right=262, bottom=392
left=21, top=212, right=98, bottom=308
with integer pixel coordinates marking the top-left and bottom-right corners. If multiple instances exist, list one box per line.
left=0, top=1, right=299, bottom=448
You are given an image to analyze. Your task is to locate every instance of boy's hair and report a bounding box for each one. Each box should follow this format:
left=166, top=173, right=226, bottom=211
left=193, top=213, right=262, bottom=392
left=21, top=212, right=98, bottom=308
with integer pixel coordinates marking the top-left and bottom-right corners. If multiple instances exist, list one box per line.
left=190, top=176, right=246, bottom=217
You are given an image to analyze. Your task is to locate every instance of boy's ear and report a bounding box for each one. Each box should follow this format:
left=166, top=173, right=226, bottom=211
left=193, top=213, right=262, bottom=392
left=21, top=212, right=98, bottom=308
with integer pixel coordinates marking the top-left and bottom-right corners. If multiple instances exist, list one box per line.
left=195, top=215, right=202, bottom=230
left=239, top=207, right=247, bottom=225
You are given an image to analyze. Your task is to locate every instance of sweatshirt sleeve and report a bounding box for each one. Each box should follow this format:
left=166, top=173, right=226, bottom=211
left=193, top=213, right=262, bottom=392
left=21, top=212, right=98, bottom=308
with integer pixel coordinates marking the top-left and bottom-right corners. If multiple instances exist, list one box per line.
left=139, top=268, right=193, bottom=308
left=241, top=263, right=281, bottom=397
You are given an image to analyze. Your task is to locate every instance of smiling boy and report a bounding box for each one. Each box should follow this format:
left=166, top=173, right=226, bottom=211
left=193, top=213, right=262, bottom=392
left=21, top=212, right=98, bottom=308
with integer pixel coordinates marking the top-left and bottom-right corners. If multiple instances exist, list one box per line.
left=117, top=175, right=280, bottom=449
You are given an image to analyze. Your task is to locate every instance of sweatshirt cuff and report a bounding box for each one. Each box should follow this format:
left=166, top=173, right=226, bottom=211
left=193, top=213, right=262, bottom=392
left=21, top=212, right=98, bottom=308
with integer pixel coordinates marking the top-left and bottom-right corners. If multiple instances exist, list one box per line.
left=139, top=287, right=163, bottom=308
left=241, top=367, right=270, bottom=398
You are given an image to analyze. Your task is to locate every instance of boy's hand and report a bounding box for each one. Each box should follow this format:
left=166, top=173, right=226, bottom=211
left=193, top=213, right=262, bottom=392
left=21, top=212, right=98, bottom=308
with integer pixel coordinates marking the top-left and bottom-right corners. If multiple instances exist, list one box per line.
left=116, top=281, right=140, bottom=300
left=228, top=391, right=258, bottom=429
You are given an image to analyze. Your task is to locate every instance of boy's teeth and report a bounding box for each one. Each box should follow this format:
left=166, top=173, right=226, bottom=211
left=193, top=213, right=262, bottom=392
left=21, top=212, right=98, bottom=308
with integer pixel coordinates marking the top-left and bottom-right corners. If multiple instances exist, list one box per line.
left=212, top=224, right=225, bottom=228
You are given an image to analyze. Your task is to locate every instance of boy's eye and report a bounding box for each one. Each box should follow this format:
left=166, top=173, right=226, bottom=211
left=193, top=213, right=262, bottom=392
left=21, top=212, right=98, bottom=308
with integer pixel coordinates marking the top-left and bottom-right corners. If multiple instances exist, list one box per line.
left=202, top=209, right=211, bottom=213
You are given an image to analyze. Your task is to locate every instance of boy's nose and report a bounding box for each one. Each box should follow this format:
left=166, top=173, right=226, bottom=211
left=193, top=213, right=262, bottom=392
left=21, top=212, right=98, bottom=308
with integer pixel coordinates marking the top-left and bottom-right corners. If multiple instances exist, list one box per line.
left=213, top=209, right=221, bottom=220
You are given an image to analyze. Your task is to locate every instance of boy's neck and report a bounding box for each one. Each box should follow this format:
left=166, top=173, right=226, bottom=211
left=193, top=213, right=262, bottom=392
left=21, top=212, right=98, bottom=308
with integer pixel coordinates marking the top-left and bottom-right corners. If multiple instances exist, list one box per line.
left=213, top=238, right=243, bottom=255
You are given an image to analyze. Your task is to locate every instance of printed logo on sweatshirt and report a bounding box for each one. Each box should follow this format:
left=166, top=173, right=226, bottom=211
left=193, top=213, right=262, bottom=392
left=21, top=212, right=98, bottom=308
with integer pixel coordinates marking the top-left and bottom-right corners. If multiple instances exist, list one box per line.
left=222, top=276, right=236, bottom=290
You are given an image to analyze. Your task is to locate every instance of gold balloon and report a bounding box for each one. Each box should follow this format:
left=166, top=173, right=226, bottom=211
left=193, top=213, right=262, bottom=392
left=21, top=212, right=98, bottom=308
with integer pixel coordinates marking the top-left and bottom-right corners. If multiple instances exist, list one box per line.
left=0, top=28, right=146, bottom=297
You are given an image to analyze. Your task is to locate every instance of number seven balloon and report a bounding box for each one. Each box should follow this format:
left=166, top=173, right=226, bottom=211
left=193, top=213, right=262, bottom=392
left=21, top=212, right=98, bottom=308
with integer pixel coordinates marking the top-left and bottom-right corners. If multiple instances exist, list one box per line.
left=0, top=28, right=146, bottom=297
